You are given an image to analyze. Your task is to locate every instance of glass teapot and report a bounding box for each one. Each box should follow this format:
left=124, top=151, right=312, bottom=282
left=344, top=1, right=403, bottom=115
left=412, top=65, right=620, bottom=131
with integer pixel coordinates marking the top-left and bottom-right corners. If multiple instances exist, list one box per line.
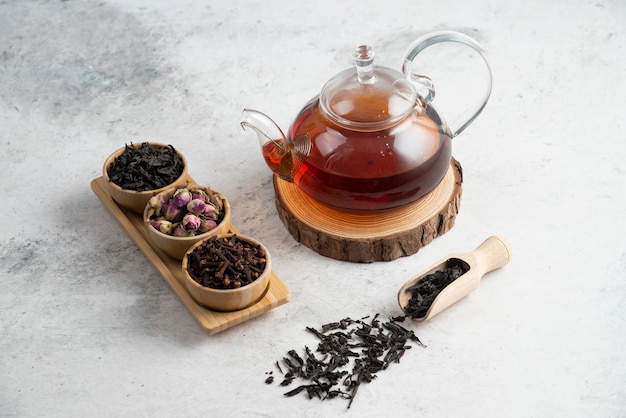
left=241, top=31, right=492, bottom=212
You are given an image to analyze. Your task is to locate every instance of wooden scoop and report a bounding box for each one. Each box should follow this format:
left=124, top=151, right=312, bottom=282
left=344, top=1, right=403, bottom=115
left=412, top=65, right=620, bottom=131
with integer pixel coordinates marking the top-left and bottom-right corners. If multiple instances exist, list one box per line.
left=397, top=236, right=512, bottom=322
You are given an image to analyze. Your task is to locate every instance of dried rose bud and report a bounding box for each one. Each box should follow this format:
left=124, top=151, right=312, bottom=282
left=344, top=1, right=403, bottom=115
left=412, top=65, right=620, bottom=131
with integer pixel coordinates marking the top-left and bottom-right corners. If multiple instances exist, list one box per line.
left=148, top=194, right=166, bottom=215
left=163, top=202, right=182, bottom=222
left=147, top=186, right=224, bottom=237
left=172, top=224, right=193, bottom=237
left=150, top=219, right=174, bottom=234
left=198, top=219, right=217, bottom=233
left=202, top=204, right=219, bottom=220
left=172, top=188, right=191, bottom=208
left=186, top=198, right=206, bottom=215
left=182, top=213, right=201, bottom=232
left=208, top=192, right=222, bottom=208
left=192, top=191, right=207, bottom=201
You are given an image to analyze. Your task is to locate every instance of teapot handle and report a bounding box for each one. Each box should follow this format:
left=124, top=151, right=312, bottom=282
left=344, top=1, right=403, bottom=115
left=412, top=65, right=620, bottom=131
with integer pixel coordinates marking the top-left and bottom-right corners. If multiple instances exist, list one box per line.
left=402, top=31, right=492, bottom=138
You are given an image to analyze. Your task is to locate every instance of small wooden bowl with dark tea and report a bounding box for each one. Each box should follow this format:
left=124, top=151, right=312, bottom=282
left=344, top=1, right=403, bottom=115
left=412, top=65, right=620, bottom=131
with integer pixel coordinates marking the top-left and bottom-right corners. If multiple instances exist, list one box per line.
left=398, top=236, right=512, bottom=322
left=102, top=142, right=189, bottom=214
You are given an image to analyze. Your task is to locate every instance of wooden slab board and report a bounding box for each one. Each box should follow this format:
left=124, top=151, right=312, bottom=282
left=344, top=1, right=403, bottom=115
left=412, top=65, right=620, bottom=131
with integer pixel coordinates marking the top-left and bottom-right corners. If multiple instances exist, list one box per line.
left=273, top=158, right=463, bottom=263
left=91, top=176, right=290, bottom=335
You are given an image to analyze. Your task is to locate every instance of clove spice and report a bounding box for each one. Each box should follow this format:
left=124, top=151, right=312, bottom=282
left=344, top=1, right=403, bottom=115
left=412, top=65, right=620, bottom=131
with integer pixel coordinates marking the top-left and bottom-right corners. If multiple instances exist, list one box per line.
left=185, top=234, right=267, bottom=290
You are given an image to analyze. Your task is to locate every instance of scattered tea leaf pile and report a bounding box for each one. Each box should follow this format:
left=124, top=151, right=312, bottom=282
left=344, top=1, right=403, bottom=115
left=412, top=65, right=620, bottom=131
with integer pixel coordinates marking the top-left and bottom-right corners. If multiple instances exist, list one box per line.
left=108, top=142, right=185, bottom=191
left=402, top=264, right=467, bottom=318
left=186, top=235, right=267, bottom=290
left=265, top=314, right=425, bottom=409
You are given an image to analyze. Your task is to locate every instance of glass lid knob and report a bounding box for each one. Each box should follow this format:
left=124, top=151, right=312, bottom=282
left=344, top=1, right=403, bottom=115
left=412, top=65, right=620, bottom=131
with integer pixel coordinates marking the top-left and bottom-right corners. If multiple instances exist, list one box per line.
left=354, top=45, right=376, bottom=85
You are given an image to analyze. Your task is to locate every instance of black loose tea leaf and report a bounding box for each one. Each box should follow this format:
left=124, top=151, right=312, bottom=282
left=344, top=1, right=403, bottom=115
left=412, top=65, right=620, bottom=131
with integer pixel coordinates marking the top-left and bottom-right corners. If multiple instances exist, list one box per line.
left=266, top=314, right=425, bottom=409
left=403, top=264, right=468, bottom=319
left=108, top=142, right=185, bottom=191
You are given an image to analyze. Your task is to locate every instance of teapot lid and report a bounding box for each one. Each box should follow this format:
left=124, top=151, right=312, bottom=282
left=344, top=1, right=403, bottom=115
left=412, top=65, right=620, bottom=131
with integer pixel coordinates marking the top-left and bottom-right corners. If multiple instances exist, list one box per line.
left=319, top=45, right=417, bottom=130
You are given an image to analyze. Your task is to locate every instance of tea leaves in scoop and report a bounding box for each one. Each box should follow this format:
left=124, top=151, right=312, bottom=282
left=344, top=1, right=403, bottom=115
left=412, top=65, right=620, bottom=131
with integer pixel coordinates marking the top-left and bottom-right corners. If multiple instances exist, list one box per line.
left=402, top=264, right=467, bottom=319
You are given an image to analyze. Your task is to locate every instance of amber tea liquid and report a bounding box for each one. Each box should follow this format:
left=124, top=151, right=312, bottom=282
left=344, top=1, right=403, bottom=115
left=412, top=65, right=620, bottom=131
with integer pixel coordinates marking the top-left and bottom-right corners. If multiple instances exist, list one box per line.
left=267, top=97, right=452, bottom=211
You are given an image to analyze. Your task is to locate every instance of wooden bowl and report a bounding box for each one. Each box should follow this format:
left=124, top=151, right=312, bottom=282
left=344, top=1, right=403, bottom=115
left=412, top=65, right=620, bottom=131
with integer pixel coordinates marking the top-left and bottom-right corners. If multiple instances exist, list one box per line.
left=102, top=143, right=189, bottom=214
left=182, top=234, right=272, bottom=311
left=143, top=185, right=231, bottom=260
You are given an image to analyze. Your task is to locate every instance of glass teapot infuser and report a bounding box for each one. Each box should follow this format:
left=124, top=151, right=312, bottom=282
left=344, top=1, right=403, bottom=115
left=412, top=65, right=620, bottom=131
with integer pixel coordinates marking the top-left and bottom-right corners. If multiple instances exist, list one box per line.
left=241, top=31, right=492, bottom=212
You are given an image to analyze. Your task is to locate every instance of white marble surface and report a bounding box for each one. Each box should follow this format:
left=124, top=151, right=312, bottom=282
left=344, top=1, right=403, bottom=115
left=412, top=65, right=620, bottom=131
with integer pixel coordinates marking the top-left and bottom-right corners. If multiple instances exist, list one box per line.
left=1, top=0, right=625, bottom=416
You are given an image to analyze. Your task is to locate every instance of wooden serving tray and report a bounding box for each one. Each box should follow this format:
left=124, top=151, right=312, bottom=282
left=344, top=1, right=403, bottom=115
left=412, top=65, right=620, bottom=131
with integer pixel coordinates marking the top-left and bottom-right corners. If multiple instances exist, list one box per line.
left=91, top=176, right=290, bottom=335
left=274, top=158, right=463, bottom=263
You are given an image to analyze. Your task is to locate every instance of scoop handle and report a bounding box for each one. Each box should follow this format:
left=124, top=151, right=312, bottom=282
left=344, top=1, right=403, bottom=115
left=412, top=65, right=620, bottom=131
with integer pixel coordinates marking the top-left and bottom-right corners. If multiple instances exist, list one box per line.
left=470, top=235, right=512, bottom=276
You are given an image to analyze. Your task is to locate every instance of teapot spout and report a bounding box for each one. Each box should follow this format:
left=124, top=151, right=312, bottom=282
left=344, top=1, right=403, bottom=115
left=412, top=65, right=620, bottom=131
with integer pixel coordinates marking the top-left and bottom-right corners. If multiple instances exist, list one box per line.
left=241, top=109, right=310, bottom=183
